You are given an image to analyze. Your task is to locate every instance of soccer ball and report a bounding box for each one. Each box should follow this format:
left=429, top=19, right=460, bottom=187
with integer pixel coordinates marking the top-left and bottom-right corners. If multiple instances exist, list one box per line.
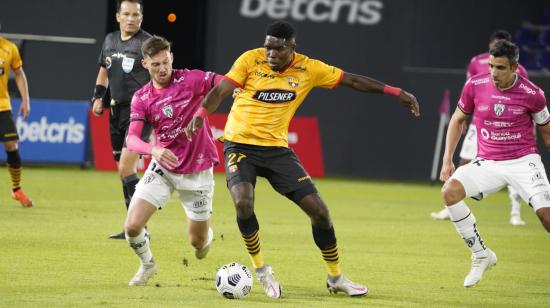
left=215, top=262, right=253, bottom=299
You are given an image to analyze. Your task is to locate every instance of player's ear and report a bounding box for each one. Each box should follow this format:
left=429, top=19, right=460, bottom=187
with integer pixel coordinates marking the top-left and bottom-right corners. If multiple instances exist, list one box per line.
left=170, top=52, right=174, bottom=63
left=510, top=62, right=518, bottom=72
left=141, top=58, right=147, bottom=69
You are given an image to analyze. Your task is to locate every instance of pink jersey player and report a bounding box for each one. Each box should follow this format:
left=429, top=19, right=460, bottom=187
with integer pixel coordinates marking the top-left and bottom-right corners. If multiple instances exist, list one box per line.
left=458, top=73, right=548, bottom=160
left=128, top=68, right=219, bottom=173
left=122, top=35, right=221, bottom=287
left=440, top=40, right=550, bottom=289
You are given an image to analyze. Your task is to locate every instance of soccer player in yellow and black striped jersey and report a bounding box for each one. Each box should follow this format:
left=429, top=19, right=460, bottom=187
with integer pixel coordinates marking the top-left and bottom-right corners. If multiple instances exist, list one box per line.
left=0, top=33, right=32, bottom=207
left=187, top=21, right=420, bottom=298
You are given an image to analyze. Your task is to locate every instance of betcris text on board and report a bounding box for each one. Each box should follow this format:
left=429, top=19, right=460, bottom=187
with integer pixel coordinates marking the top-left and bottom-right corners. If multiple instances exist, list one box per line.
left=240, top=0, right=383, bottom=25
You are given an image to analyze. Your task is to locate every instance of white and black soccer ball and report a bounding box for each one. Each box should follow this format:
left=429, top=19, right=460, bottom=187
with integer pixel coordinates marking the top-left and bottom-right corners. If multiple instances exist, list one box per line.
left=215, top=262, right=253, bottom=299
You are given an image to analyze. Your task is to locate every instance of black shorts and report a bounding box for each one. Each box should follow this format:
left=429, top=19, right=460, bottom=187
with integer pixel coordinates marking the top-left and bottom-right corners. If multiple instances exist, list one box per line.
left=109, top=104, right=152, bottom=161
left=0, top=111, right=19, bottom=142
left=224, top=141, right=317, bottom=201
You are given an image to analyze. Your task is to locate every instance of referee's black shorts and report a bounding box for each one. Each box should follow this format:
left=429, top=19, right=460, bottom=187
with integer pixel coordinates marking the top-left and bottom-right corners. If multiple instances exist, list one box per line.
left=0, top=111, right=19, bottom=142
left=109, top=104, right=152, bottom=161
left=224, top=140, right=317, bottom=204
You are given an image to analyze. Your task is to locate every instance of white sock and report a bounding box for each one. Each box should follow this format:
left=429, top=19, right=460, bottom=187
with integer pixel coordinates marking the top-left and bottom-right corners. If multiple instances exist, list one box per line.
left=447, top=201, right=488, bottom=258
left=126, top=229, right=154, bottom=265
left=508, top=185, right=521, bottom=217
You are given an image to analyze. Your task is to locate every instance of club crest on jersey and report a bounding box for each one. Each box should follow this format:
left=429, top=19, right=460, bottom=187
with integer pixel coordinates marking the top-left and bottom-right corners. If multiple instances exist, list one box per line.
left=121, top=56, right=135, bottom=73
left=288, top=77, right=299, bottom=88
left=493, top=103, right=505, bottom=117
left=162, top=104, right=173, bottom=118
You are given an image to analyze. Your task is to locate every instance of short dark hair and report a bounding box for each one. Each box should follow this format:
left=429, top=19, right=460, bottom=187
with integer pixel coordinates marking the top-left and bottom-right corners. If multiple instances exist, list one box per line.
left=266, top=21, right=296, bottom=40
left=489, top=30, right=511, bottom=42
left=141, top=35, right=171, bottom=58
left=489, top=40, right=519, bottom=65
left=117, top=0, right=143, bottom=13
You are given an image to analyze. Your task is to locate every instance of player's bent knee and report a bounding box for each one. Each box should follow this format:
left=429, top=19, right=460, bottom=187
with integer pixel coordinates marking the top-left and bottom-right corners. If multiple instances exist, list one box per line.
left=441, top=179, right=466, bottom=205
left=124, top=223, right=142, bottom=237
left=233, top=195, right=254, bottom=218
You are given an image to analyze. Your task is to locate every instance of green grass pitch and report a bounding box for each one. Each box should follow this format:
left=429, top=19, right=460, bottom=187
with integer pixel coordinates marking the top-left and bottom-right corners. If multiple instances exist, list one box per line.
left=1, top=167, right=549, bottom=307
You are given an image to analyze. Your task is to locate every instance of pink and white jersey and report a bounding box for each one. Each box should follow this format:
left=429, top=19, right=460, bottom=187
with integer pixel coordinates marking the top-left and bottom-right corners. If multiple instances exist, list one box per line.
left=130, top=69, right=219, bottom=174
left=467, top=52, right=529, bottom=79
left=458, top=73, right=549, bottom=160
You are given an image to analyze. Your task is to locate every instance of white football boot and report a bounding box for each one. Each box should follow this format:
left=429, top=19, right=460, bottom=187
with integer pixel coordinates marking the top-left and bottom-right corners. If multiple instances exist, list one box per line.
left=129, top=262, right=157, bottom=286
left=327, top=275, right=368, bottom=296
left=464, top=249, right=497, bottom=288
left=509, top=214, right=526, bottom=226
left=255, top=265, right=282, bottom=299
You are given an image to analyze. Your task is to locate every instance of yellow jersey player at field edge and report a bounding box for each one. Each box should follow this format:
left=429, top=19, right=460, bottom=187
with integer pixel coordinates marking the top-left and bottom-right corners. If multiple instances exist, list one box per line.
left=187, top=20, right=420, bottom=298
left=0, top=30, right=32, bottom=207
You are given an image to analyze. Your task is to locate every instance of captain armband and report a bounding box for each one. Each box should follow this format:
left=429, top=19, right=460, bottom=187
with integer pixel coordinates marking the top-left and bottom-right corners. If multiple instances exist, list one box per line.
left=532, top=106, right=550, bottom=125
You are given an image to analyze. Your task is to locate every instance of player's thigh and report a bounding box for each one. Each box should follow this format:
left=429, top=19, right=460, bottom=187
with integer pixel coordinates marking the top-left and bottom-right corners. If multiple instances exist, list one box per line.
left=177, top=187, right=214, bottom=222
left=459, top=124, right=477, bottom=161
left=505, top=154, right=550, bottom=208
left=126, top=197, right=157, bottom=230
left=133, top=163, right=173, bottom=210
left=224, top=145, right=258, bottom=189
left=0, top=111, right=19, bottom=144
left=451, top=159, right=508, bottom=200
left=264, top=148, right=315, bottom=196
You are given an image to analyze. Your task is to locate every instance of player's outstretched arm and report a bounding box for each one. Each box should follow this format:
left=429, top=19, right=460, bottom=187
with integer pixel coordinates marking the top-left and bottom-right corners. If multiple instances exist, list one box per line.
left=440, top=108, right=469, bottom=182
left=126, top=120, right=178, bottom=168
left=14, top=67, right=30, bottom=119
left=185, top=78, right=236, bottom=140
left=340, top=72, right=420, bottom=117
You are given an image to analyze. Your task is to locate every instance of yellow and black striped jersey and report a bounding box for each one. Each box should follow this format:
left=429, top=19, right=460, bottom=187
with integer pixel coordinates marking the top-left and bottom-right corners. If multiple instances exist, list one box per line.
left=0, top=37, right=23, bottom=112
left=224, top=48, right=343, bottom=147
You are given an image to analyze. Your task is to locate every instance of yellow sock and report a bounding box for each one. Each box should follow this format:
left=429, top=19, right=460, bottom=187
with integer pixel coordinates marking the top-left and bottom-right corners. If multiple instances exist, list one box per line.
left=243, top=230, right=264, bottom=269
left=8, top=166, right=21, bottom=190
left=322, top=244, right=341, bottom=276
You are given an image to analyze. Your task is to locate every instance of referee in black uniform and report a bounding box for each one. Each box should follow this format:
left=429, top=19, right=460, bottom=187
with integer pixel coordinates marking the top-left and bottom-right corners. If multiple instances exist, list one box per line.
left=91, top=0, right=152, bottom=239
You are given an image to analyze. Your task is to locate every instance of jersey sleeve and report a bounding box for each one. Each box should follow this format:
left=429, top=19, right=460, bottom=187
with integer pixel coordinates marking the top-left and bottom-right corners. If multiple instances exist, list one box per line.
left=225, top=51, right=252, bottom=88
left=98, top=36, right=107, bottom=67
left=187, top=69, right=218, bottom=97
left=530, top=88, right=550, bottom=125
left=10, top=43, right=23, bottom=70
left=457, top=79, right=475, bottom=114
left=307, top=58, right=343, bottom=89
left=130, top=92, right=147, bottom=122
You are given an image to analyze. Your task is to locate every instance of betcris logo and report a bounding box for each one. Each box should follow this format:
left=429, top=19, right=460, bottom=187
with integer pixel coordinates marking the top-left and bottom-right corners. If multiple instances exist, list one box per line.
left=240, top=0, right=383, bottom=25
left=0, top=99, right=89, bottom=164
left=16, top=116, right=84, bottom=144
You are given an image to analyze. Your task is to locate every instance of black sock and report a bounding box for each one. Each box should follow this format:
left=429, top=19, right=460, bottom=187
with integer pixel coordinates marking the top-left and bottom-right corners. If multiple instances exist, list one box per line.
left=123, top=174, right=140, bottom=210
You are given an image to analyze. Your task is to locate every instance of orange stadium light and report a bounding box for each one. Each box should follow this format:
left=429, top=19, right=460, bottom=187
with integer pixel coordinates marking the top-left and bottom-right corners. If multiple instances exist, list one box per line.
left=167, top=13, right=177, bottom=23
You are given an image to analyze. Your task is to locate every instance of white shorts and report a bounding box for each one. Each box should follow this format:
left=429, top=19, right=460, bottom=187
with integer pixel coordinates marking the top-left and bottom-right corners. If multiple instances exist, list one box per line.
left=451, top=154, right=550, bottom=210
left=459, top=124, right=477, bottom=161
left=133, top=159, right=214, bottom=221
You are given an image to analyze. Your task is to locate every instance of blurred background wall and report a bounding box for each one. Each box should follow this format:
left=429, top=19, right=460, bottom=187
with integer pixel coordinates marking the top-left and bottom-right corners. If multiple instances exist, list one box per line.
left=1, top=0, right=549, bottom=180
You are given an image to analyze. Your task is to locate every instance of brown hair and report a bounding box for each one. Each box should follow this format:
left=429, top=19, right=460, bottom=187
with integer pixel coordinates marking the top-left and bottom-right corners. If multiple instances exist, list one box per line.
left=141, top=35, right=171, bottom=58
